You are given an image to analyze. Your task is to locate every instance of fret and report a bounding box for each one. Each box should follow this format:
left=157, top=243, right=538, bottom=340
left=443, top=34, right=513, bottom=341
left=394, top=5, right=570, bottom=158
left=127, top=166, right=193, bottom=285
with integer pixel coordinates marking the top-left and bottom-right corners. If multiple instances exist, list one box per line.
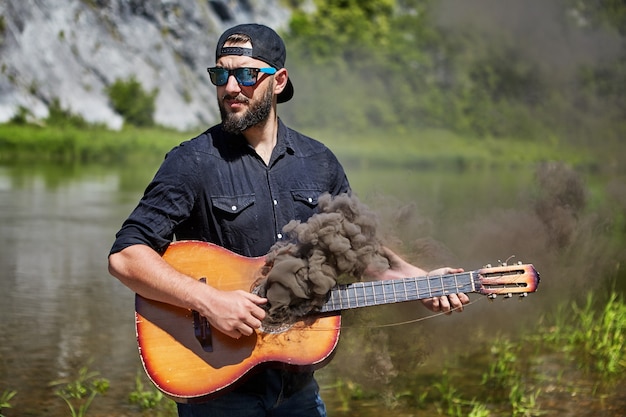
left=338, top=287, right=344, bottom=310
left=383, top=281, right=391, bottom=303
left=383, top=281, right=396, bottom=303
left=356, top=283, right=364, bottom=308
left=427, top=275, right=433, bottom=298
left=368, top=281, right=376, bottom=306
left=321, top=271, right=476, bottom=313
left=325, top=291, right=334, bottom=311
left=396, top=280, right=404, bottom=303
left=401, top=279, right=407, bottom=303
left=407, top=278, right=418, bottom=300
left=392, top=280, right=398, bottom=303
left=391, top=281, right=399, bottom=302
left=349, top=284, right=356, bottom=308
left=363, top=283, right=372, bottom=307
left=362, top=283, right=372, bottom=307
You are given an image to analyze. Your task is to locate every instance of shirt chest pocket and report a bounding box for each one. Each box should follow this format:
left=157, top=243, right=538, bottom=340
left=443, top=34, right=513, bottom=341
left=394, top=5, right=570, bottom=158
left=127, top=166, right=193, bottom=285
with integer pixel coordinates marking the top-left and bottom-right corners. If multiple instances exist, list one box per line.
left=212, top=194, right=255, bottom=216
left=290, top=189, right=321, bottom=221
left=211, top=194, right=259, bottom=252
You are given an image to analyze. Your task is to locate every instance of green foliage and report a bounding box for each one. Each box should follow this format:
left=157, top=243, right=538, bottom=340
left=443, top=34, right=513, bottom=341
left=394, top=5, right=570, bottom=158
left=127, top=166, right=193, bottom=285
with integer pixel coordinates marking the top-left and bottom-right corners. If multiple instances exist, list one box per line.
left=0, top=122, right=187, bottom=163
left=8, top=106, right=32, bottom=125
left=424, top=339, right=542, bottom=417
left=432, top=368, right=464, bottom=416
left=128, top=372, right=177, bottom=416
left=288, top=0, right=396, bottom=61
left=540, top=291, right=626, bottom=378
left=0, top=389, right=17, bottom=417
left=106, top=76, right=158, bottom=127
left=567, top=0, right=626, bottom=34
left=0, top=122, right=593, bottom=168
left=46, top=97, right=91, bottom=128
left=50, top=365, right=110, bottom=417
left=481, top=337, right=519, bottom=394
left=323, top=293, right=625, bottom=415
left=283, top=0, right=626, bottom=141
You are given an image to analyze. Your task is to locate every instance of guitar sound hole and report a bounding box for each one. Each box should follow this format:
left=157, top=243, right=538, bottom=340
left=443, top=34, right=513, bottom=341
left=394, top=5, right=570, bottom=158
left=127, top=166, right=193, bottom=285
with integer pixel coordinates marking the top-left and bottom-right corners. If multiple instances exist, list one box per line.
left=260, top=321, right=293, bottom=334
left=251, top=283, right=294, bottom=334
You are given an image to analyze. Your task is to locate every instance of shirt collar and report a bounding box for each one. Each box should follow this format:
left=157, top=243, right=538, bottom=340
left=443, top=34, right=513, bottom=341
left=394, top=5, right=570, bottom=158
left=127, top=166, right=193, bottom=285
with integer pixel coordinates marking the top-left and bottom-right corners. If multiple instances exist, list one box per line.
left=219, top=119, right=296, bottom=160
left=275, top=118, right=295, bottom=156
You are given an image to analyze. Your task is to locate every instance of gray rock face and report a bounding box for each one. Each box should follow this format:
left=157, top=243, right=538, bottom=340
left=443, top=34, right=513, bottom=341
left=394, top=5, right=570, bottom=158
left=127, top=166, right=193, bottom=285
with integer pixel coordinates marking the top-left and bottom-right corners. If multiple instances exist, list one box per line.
left=0, top=0, right=291, bottom=129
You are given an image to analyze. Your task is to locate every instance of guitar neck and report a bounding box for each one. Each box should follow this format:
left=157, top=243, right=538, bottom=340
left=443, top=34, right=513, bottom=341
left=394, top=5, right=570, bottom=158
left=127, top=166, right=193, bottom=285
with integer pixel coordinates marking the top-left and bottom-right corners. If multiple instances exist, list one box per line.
left=320, top=272, right=476, bottom=313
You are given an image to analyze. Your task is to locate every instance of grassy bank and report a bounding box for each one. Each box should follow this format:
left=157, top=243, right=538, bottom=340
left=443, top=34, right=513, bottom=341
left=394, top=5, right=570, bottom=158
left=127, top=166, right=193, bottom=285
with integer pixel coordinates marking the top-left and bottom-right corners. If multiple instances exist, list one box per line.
left=0, top=123, right=602, bottom=170
left=0, top=123, right=191, bottom=164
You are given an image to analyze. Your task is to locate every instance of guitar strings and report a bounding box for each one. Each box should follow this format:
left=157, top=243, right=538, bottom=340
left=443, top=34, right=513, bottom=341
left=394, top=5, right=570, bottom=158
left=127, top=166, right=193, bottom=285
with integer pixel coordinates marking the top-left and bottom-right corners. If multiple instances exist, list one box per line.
left=292, top=296, right=486, bottom=331
left=356, top=296, right=485, bottom=329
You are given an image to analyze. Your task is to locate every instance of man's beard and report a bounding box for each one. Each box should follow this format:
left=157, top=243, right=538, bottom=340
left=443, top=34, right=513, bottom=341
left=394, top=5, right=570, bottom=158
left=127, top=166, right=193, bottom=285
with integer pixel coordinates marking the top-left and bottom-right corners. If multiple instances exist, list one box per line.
left=219, top=86, right=273, bottom=134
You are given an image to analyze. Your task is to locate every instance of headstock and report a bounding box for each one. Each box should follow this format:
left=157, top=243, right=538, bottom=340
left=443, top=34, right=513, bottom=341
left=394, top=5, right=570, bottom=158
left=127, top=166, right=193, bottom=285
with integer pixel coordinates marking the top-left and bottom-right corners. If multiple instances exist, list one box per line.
left=476, top=262, right=540, bottom=299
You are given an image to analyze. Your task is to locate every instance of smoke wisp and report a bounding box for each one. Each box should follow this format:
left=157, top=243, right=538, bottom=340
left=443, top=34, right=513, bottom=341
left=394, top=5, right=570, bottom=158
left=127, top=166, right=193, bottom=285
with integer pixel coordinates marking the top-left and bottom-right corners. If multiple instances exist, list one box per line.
left=258, top=193, right=390, bottom=324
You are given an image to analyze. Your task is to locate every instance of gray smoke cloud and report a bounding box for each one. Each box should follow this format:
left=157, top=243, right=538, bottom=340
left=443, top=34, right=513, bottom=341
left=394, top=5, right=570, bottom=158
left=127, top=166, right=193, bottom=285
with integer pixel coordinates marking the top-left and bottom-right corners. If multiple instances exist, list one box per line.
left=258, top=193, right=391, bottom=324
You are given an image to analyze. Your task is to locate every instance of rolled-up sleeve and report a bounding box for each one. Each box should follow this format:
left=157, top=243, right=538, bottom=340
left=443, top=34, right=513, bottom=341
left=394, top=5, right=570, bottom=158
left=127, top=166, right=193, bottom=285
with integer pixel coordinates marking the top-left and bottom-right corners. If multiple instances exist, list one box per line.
left=110, top=145, right=200, bottom=255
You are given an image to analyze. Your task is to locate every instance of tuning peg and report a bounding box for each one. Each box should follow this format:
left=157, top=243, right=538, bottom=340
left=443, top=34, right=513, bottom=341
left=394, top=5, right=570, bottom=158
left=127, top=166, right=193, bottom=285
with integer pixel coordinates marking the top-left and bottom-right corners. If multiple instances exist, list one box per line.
left=519, top=293, right=528, bottom=298
left=504, top=293, right=513, bottom=298
left=488, top=294, right=497, bottom=300
left=485, top=263, right=492, bottom=268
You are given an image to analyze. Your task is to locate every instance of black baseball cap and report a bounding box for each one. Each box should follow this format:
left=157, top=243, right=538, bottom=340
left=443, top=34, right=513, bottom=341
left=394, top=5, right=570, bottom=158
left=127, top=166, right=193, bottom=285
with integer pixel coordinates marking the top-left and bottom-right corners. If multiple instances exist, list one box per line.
left=216, top=23, right=294, bottom=103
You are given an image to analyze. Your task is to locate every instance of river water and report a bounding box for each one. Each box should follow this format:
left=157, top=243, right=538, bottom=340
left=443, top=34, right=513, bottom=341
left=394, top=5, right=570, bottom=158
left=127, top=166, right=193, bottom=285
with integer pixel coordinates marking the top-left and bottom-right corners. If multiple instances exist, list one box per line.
left=0, top=160, right=623, bottom=416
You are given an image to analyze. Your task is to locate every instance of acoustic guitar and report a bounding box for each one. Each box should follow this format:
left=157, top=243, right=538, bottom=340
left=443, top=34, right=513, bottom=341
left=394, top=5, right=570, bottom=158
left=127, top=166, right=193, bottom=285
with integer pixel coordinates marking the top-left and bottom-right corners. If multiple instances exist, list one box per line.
left=135, top=240, right=540, bottom=402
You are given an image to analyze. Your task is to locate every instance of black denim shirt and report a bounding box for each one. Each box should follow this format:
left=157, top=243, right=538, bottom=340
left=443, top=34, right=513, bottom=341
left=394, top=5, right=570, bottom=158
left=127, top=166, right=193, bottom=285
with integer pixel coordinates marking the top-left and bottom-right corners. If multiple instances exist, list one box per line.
left=110, top=120, right=350, bottom=257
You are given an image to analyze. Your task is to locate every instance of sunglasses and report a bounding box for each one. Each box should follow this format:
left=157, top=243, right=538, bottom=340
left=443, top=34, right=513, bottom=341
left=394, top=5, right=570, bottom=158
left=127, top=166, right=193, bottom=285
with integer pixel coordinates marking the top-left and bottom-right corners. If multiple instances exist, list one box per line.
left=207, top=67, right=277, bottom=87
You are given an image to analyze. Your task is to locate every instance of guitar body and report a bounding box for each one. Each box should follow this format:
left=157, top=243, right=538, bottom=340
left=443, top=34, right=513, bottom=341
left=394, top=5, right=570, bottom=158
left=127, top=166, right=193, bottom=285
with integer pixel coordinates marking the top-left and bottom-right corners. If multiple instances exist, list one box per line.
left=135, top=240, right=540, bottom=402
left=135, top=241, right=341, bottom=403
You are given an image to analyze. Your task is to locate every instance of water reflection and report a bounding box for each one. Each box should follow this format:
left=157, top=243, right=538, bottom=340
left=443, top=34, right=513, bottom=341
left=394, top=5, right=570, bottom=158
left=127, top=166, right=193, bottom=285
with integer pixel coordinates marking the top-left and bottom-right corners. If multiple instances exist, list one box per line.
left=0, top=164, right=144, bottom=415
left=0, top=161, right=623, bottom=416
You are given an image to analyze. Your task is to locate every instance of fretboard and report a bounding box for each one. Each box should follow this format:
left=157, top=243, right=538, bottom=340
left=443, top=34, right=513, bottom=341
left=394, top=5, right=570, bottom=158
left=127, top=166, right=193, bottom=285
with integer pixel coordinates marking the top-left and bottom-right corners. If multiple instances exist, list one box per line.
left=319, top=272, right=477, bottom=313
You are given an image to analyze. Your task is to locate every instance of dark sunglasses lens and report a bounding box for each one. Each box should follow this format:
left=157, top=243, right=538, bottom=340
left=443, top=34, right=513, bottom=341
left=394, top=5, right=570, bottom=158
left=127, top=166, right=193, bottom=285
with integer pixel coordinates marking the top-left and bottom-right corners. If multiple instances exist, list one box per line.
left=235, top=68, right=257, bottom=86
left=208, top=68, right=262, bottom=86
left=208, top=68, right=228, bottom=86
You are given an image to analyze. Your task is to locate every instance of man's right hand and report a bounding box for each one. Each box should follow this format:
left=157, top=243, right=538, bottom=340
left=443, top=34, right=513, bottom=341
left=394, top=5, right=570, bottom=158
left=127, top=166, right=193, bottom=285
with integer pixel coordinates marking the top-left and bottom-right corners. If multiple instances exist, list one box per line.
left=199, top=287, right=267, bottom=339
left=109, top=244, right=267, bottom=339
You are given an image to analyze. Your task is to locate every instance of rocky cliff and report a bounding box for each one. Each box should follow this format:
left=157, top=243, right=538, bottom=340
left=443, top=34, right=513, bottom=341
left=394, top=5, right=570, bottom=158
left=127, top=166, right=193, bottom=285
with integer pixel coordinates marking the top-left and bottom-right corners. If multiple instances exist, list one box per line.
left=0, top=0, right=291, bottom=129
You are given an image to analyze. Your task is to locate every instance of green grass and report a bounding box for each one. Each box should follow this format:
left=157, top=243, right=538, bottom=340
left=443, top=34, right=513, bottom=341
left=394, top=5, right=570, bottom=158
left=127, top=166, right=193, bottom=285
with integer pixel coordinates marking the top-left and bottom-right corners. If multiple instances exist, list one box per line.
left=0, top=123, right=602, bottom=170
left=536, top=291, right=626, bottom=379
left=305, top=127, right=593, bottom=171
left=0, top=123, right=191, bottom=164
left=128, top=372, right=177, bottom=416
left=322, top=290, right=626, bottom=416
left=0, top=389, right=17, bottom=417
left=49, top=365, right=109, bottom=417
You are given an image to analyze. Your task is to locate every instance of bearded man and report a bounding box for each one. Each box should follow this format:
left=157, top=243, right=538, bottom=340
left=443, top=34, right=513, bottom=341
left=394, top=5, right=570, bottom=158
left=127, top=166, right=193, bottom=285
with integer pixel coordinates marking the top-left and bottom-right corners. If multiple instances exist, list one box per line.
left=108, top=23, right=468, bottom=417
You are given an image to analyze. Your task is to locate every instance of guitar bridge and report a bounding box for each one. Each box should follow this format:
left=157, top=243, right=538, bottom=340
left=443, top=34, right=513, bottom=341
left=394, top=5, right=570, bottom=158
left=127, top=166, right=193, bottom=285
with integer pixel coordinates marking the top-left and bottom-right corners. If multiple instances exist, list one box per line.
left=192, top=278, right=213, bottom=352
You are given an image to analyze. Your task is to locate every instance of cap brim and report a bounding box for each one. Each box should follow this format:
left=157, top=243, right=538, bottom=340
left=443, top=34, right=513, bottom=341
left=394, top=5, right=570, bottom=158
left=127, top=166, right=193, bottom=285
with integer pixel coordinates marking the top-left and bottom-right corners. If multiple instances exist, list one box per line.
left=277, top=79, right=294, bottom=103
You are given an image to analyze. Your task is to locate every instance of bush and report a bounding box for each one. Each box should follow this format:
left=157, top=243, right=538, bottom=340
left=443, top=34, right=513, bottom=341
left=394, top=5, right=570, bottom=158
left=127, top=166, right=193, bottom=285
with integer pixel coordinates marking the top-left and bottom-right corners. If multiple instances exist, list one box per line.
left=106, top=76, right=158, bottom=127
left=46, top=97, right=90, bottom=128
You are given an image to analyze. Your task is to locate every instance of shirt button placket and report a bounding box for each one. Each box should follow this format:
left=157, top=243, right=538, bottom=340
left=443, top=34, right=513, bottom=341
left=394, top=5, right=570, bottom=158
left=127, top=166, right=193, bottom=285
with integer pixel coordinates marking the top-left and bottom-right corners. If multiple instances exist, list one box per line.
left=267, top=170, right=282, bottom=243
left=273, top=200, right=281, bottom=239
